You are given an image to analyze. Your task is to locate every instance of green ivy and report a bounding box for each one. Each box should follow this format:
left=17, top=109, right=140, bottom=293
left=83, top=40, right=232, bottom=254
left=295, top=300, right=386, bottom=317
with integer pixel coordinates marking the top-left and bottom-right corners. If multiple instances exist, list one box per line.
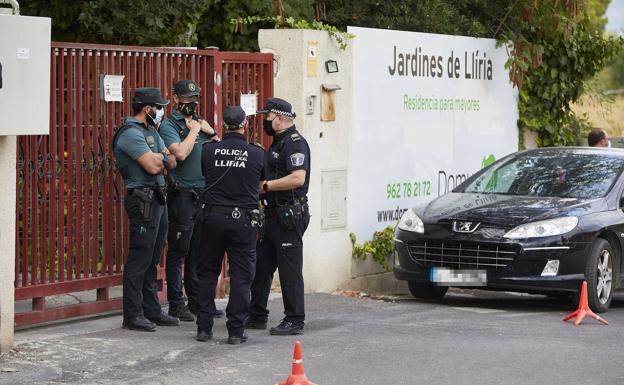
left=498, top=1, right=622, bottom=147
left=231, top=15, right=355, bottom=50
left=349, top=226, right=395, bottom=271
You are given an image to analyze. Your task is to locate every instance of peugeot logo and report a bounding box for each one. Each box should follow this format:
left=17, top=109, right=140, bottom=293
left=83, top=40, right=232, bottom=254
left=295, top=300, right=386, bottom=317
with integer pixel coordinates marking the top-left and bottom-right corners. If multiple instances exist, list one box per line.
left=453, top=221, right=480, bottom=233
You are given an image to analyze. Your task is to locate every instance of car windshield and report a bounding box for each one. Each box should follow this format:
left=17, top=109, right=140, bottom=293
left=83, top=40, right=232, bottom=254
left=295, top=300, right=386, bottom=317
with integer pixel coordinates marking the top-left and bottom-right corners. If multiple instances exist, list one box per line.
left=461, top=151, right=624, bottom=199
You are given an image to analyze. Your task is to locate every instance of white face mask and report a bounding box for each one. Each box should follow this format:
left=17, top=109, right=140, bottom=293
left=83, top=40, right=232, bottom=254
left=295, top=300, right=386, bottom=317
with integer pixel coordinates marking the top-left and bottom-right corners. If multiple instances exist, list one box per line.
left=154, top=107, right=165, bottom=125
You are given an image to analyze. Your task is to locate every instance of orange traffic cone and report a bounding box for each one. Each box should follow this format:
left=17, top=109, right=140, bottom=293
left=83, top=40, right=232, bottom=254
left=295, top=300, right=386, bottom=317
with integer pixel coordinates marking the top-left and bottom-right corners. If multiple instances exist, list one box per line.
left=276, top=341, right=318, bottom=385
left=563, top=281, right=608, bottom=326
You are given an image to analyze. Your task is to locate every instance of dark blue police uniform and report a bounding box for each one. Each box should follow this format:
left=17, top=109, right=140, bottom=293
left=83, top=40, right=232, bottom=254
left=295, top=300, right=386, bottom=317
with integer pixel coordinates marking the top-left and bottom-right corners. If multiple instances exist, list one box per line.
left=249, top=98, right=311, bottom=334
left=112, top=87, right=177, bottom=331
left=196, top=106, right=265, bottom=343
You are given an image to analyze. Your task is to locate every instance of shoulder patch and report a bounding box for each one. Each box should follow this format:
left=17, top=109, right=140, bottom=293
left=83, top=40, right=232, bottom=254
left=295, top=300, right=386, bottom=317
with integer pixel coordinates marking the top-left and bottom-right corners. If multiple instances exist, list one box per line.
left=290, top=133, right=301, bottom=142
left=290, top=153, right=305, bottom=167
left=253, top=142, right=265, bottom=150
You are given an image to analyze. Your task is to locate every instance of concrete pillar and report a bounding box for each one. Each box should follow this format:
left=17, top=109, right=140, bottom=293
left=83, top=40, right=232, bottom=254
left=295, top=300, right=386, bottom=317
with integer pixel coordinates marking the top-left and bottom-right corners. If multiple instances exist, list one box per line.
left=259, top=29, right=353, bottom=292
left=0, top=136, right=17, bottom=354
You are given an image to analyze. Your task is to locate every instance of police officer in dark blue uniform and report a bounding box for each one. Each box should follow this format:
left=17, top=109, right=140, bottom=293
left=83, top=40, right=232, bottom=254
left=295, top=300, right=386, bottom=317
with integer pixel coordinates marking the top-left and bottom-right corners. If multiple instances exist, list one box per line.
left=195, top=106, right=265, bottom=344
left=247, top=97, right=311, bottom=335
left=112, top=88, right=180, bottom=331
left=159, top=79, right=222, bottom=322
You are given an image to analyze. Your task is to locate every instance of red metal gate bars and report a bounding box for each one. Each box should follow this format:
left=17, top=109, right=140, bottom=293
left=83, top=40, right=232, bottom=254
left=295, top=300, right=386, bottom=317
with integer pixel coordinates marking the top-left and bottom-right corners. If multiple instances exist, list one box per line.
left=15, top=42, right=273, bottom=327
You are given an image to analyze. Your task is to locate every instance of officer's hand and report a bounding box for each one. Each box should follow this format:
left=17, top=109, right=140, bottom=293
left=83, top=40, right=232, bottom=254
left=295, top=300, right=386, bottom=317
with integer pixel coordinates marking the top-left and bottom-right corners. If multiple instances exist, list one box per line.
left=162, top=148, right=171, bottom=156
left=199, top=119, right=216, bottom=136
left=186, top=118, right=201, bottom=135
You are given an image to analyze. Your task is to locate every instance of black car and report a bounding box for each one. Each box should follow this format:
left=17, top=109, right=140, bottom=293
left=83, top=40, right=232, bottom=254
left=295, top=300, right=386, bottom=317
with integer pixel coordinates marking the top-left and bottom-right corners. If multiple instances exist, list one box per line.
left=394, top=147, right=624, bottom=312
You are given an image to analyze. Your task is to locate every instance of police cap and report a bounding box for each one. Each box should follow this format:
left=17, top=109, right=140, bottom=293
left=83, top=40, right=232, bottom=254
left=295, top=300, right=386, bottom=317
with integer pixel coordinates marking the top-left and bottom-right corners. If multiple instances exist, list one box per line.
left=257, top=97, right=296, bottom=118
left=174, top=79, right=201, bottom=97
left=133, top=87, right=169, bottom=106
left=223, top=106, right=247, bottom=129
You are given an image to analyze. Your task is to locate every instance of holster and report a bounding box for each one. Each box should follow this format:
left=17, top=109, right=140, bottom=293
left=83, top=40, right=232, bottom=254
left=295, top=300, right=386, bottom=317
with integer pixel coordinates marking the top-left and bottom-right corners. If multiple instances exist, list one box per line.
left=132, top=188, right=155, bottom=222
left=154, top=188, right=167, bottom=205
left=277, top=201, right=303, bottom=232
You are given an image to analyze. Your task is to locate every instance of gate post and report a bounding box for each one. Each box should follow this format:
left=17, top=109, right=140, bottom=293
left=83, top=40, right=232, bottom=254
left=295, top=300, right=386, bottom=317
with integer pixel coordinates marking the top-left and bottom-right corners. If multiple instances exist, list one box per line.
left=0, top=0, right=18, bottom=355
left=0, top=135, right=17, bottom=354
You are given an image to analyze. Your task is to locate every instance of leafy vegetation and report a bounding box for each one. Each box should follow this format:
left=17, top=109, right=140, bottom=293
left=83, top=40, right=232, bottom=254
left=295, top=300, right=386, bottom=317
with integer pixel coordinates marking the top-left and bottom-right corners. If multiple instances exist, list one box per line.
left=350, top=226, right=395, bottom=271
left=496, top=1, right=622, bottom=147
left=231, top=16, right=354, bottom=50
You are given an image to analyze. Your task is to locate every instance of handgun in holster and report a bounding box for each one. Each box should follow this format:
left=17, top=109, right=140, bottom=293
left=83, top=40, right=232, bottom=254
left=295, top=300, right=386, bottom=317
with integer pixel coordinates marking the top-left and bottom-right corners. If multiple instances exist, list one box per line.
left=154, top=188, right=167, bottom=205
left=132, top=188, right=154, bottom=222
left=277, top=201, right=303, bottom=232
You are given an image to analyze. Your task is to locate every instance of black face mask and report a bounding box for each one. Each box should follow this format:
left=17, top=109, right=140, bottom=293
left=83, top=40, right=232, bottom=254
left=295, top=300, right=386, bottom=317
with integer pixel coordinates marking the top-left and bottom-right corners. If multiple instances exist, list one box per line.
left=262, top=119, right=275, bottom=136
left=178, top=102, right=197, bottom=116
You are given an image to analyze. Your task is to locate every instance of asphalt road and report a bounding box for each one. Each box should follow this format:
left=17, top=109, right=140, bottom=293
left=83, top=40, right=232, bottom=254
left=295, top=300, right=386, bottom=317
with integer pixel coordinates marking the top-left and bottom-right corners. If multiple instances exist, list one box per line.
left=2, top=289, right=624, bottom=385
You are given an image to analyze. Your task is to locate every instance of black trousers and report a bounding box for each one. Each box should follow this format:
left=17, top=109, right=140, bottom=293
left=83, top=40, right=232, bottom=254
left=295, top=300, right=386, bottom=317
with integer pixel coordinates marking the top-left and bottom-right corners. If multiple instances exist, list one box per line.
left=122, top=192, right=167, bottom=319
left=196, top=208, right=257, bottom=337
left=249, top=208, right=310, bottom=324
left=166, top=190, right=200, bottom=310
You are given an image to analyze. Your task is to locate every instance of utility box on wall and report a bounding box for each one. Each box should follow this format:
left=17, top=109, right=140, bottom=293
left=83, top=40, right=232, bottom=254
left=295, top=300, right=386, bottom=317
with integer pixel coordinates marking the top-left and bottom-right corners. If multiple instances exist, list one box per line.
left=321, top=169, right=347, bottom=230
left=0, top=15, right=51, bottom=135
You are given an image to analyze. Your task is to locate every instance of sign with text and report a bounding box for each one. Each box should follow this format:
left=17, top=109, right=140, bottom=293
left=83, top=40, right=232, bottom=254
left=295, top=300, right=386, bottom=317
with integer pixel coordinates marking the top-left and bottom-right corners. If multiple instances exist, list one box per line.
left=101, top=74, right=124, bottom=102
left=240, top=93, right=258, bottom=116
left=348, top=26, right=518, bottom=240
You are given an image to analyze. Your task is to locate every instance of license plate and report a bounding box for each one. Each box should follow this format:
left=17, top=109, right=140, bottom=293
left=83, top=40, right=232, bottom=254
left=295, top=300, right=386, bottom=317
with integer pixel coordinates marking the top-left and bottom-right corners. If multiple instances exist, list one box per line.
left=430, top=268, right=487, bottom=287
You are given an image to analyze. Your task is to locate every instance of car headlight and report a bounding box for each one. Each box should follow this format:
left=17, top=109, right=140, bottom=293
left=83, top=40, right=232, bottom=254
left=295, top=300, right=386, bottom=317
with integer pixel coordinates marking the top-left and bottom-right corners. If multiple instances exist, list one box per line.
left=503, top=217, right=578, bottom=239
left=397, top=209, right=424, bottom=233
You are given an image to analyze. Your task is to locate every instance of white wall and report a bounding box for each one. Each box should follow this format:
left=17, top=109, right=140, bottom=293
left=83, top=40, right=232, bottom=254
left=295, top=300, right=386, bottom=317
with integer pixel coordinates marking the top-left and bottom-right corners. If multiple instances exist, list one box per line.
left=259, top=29, right=353, bottom=292
left=0, top=136, right=17, bottom=354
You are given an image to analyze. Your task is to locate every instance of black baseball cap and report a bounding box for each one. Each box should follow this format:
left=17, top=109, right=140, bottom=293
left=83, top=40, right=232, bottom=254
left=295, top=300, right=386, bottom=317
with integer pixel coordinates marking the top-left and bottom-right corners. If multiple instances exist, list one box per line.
left=174, top=80, right=201, bottom=97
left=223, top=106, right=247, bottom=128
left=257, top=97, right=296, bottom=118
left=133, top=87, right=169, bottom=106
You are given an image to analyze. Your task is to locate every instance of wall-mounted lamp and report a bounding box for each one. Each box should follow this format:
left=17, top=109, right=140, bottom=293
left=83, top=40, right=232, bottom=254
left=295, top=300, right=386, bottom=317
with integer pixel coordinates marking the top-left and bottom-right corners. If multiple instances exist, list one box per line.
left=325, top=60, right=339, bottom=73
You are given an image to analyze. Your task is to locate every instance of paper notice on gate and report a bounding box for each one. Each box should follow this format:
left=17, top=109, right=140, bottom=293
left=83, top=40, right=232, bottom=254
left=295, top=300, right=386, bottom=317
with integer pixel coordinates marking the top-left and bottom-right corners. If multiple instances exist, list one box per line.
left=101, top=75, right=125, bottom=102
left=240, top=93, right=258, bottom=116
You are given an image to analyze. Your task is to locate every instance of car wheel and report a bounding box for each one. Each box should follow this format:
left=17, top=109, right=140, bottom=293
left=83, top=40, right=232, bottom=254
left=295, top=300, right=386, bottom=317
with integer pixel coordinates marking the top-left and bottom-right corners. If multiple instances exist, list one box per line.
left=584, top=238, right=616, bottom=313
left=408, top=281, right=448, bottom=299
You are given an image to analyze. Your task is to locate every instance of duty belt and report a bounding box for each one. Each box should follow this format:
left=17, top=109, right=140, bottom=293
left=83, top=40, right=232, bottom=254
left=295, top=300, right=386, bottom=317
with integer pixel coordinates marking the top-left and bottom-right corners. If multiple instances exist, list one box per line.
left=127, top=186, right=166, bottom=195
left=263, top=196, right=308, bottom=208
left=202, top=204, right=253, bottom=219
left=265, top=199, right=308, bottom=217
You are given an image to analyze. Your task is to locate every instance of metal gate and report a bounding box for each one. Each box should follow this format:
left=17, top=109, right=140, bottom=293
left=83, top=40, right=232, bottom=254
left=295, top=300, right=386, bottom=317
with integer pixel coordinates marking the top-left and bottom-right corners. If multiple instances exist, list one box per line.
left=15, top=42, right=273, bottom=327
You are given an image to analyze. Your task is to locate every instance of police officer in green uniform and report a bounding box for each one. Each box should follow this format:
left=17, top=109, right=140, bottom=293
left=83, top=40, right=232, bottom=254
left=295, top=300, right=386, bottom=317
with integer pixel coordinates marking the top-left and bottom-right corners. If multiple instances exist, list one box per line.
left=113, top=87, right=180, bottom=331
left=159, top=80, right=223, bottom=321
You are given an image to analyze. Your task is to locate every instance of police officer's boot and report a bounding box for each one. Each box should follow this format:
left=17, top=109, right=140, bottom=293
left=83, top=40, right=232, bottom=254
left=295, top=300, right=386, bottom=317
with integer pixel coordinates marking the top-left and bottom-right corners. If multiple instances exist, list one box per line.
left=196, top=328, right=213, bottom=342
left=269, top=319, right=304, bottom=335
left=244, top=318, right=267, bottom=330
left=168, top=303, right=195, bottom=322
left=122, top=316, right=157, bottom=332
left=146, top=311, right=180, bottom=326
left=227, top=332, right=248, bottom=345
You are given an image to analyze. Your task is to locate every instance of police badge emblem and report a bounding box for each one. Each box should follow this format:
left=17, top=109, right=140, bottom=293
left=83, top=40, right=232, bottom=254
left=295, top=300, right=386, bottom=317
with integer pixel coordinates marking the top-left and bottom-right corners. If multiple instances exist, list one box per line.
left=146, top=135, right=156, bottom=149
left=290, top=153, right=305, bottom=167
